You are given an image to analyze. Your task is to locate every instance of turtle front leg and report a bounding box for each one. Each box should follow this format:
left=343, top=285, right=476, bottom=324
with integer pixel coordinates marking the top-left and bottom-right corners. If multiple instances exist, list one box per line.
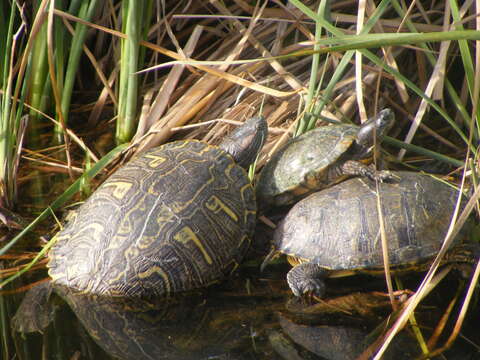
left=286, top=263, right=328, bottom=297
left=12, top=281, right=55, bottom=333
left=337, top=160, right=393, bottom=182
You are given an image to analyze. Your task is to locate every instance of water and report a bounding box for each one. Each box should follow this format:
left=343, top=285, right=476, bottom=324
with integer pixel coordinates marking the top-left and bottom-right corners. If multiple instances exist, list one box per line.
left=4, top=263, right=480, bottom=360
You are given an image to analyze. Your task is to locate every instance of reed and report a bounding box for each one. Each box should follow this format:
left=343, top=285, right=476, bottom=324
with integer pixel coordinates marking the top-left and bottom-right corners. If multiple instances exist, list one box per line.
left=0, top=1, right=478, bottom=358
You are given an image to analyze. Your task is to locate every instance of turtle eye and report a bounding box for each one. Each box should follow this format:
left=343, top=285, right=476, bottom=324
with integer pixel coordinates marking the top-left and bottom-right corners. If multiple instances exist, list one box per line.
left=305, top=170, right=317, bottom=182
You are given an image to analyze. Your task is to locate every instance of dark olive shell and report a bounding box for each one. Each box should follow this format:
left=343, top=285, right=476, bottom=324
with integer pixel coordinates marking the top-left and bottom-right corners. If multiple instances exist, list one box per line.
left=48, top=140, right=256, bottom=297
left=256, top=125, right=358, bottom=206
left=274, top=172, right=465, bottom=270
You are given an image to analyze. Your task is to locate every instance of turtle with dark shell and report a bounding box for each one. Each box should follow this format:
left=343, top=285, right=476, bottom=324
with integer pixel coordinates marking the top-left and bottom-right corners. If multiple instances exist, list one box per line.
left=13, top=116, right=267, bottom=332
left=256, top=109, right=395, bottom=207
left=263, top=172, right=474, bottom=297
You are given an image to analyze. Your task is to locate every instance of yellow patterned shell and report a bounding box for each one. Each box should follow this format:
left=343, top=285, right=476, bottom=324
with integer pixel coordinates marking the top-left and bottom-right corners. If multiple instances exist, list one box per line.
left=48, top=140, right=256, bottom=297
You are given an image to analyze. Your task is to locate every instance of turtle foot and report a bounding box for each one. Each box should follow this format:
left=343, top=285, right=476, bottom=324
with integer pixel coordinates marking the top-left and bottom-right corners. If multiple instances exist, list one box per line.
left=286, top=263, right=327, bottom=298
left=372, top=170, right=398, bottom=182
left=12, top=281, right=54, bottom=333
left=339, top=160, right=396, bottom=184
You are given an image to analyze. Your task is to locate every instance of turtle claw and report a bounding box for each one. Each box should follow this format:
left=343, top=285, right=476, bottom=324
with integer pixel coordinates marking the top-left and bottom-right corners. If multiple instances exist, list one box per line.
left=289, top=277, right=326, bottom=298
left=286, top=263, right=327, bottom=298
left=340, top=160, right=397, bottom=184
left=373, top=170, right=398, bottom=183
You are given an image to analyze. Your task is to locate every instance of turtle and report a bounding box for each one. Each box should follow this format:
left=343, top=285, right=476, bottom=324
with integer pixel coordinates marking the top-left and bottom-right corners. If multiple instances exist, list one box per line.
left=13, top=116, right=267, bottom=332
left=262, top=172, right=474, bottom=297
left=256, top=108, right=395, bottom=207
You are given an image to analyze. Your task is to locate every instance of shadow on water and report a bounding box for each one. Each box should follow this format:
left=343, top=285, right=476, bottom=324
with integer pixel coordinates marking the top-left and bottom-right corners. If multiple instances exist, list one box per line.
left=4, top=265, right=480, bottom=360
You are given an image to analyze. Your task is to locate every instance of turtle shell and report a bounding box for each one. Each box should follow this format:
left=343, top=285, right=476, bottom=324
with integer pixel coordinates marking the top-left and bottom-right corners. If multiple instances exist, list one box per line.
left=257, top=125, right=358, bottom=206
left=48, top=140, right=256, bottom=297
left=273, top=172, right=466, bottom=272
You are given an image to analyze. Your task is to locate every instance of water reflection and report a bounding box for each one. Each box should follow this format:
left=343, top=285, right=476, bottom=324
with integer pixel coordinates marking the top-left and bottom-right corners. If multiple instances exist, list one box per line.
left=277, top=312, right=418, bottom=360
left=16, top=284, right=284, bottom=360
left=9, top=273, right=480, bottom=359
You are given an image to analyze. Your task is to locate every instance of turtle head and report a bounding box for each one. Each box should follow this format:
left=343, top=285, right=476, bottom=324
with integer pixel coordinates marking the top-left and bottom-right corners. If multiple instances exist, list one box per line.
left=353, top=108, right=394, bottom=158
left=219, top=116, right=268, bottom=168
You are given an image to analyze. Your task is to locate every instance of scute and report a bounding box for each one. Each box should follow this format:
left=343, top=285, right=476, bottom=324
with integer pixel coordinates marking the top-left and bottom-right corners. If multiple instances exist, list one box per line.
left=257, top=125, right=357, bottom=203
left=48, top=140, right=256, bottom=297
left=274, top=172, right=464, bottom=271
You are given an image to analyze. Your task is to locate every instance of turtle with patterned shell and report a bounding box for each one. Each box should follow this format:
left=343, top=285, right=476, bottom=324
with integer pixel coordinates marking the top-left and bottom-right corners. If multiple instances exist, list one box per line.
left=13, top=116, right=267, bottom=333
left=256, top=108, right=395, bottom=207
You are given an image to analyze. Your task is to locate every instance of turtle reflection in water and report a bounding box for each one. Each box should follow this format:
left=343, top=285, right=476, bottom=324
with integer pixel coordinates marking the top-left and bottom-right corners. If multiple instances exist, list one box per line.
left=14, top=285, right=279, bottom=360
left=274, top=312, right=419, bottom=360
left=256, top=108, right=395, bottom=207
left=13, top=116, right=267, bottom=331
left=263, top=172, right=475, bottom=297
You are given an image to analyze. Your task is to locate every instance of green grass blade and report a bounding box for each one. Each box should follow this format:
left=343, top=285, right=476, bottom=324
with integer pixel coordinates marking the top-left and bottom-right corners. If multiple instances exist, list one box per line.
left=59, top=0, right=100, bottom=127
left=389, top=1, right=474, bottom=140
left=383, top=136, right=464, bottom=167
left=296, top=0, right=330, bottom=136
left=0, top=143, right=127, bottom=260
left=116, top=0, right=143, bottom=144
left=0, top=3, right=21, bottom=207
left=292, top=0, right=393, bottom=135
left=449, top=0, right=480, bottom=135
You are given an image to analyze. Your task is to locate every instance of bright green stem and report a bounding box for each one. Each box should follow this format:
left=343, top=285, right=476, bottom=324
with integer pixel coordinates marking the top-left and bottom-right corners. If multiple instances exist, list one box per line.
left=27, top=17, right=49, bottom=147
left=292, top=0, right=392, bottom=135
left=54, top=0, right=100, bottom=140
left=0, top=3, right=18, bottom=207
left=116, top=0, right=143, bottom=144
left=296, top=1, right=330, bottom=136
